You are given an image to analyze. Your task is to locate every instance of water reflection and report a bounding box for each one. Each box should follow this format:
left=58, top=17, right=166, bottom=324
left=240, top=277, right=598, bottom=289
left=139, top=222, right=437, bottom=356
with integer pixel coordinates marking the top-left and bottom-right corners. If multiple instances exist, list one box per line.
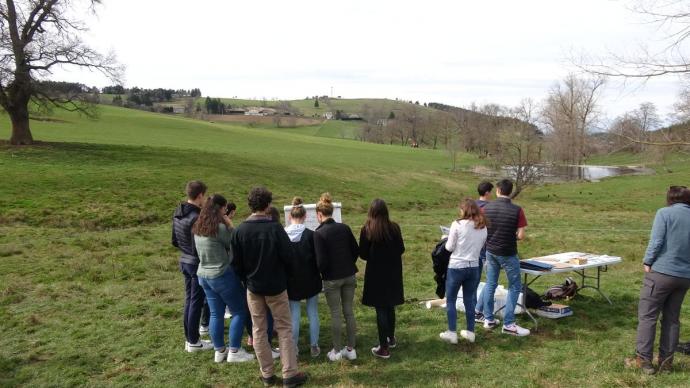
left=496, top=164, right=654, bottom=182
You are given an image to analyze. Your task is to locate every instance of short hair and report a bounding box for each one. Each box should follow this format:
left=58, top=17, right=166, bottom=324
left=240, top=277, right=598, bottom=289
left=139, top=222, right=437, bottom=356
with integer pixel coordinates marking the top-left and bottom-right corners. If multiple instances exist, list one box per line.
left=186, top=180, right=207, bottom=200
left=477, top=181, right=494, bottom=196
left=667, top=185, right=689, bottom=206
left=227, top=202, right=237, bottom=213
left=496, top=179, right=513, bottom=196
left=248, top=186, right=272, bottom=212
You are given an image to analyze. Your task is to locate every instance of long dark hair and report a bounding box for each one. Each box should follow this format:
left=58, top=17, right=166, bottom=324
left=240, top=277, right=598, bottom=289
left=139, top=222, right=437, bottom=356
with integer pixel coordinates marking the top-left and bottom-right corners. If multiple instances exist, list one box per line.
left=363, top=198, right=400, bottom=242
left=192, top=194, right=228, bottom=237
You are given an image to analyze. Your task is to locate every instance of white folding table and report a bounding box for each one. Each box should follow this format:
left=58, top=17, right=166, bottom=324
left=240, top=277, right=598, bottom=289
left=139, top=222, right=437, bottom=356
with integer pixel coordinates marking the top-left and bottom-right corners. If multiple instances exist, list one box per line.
left=500, top=252, right=622, bottom=330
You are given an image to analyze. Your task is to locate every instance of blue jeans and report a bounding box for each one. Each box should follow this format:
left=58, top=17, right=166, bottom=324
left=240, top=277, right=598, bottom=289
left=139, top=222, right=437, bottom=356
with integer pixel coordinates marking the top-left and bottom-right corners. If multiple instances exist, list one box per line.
left=483, top=252, right=521, bottom=326
left=198, top=268, right=250, bottom=350
left=445, top=267, right=481, bottom=332
left=289, top=295, right=320, bottom=347
left=475, top=248, right=487, bottom=313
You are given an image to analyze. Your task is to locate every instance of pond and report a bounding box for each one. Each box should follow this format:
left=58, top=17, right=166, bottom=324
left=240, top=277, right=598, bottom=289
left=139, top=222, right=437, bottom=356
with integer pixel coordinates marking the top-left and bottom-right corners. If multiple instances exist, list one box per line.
left=472, top=164, right=655, bottom=183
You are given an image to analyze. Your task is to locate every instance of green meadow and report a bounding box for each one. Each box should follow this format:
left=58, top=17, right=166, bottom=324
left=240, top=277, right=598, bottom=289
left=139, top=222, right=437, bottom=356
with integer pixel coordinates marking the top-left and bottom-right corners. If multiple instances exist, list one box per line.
left=1, top=105, right=689, bottom=387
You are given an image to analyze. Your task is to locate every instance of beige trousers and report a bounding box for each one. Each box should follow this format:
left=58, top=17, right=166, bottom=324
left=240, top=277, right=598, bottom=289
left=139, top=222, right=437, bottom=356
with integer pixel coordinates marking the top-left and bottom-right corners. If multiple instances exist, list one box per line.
left=247, top=290, right=299, bottom=379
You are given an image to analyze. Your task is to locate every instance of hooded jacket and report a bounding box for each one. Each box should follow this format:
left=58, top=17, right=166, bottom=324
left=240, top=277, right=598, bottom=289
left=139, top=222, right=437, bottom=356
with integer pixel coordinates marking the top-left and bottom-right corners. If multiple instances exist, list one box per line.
left=284, top=224, right=322, bottom=301
left=172, top=202, right=201, bottom=265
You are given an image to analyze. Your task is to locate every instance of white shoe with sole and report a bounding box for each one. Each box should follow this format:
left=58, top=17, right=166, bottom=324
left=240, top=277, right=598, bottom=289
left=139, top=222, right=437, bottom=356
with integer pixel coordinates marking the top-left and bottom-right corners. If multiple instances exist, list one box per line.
left=460, top=330, right=476, bottom=343
left=199, top=325, right=209, bottom=335
left=227, top=348, right=255, bottom=363
left=214, top=348, right=229, bottom=363
left=271, top=347, right=280, bottom=359
left=341, top=347, right=357, bottom=360
left=502, top=323, right=530, bottom=336
left=327, top=348, right=342, bottom=361
left=186, top=340, right=213, bottom=353
left=439, top=331, right=458, bottom=344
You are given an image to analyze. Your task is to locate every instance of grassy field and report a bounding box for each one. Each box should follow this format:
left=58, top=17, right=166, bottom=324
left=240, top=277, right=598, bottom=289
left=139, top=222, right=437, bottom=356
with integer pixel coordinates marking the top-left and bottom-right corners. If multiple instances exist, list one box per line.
left=1, top=106, right=690, bottom=387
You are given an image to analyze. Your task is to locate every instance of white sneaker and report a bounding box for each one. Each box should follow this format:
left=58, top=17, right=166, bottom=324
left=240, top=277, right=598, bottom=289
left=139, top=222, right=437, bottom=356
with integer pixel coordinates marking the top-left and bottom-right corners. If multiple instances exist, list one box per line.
left=341, top=347, right=357, bottom=360
left=214, top=348, right=229, bottom=363
left=439, top=331, right=458, bottom=344
left=224, top=307, right=232, bottom=319
left=460, top=330, right=475, bottom=343
left=227, top=348, right=255, bottom=363
left=502, top=323, right=530, bottom=337
left=199, top=325, right=209, bottom=335
left=483, top=318, right=501, bottom=330
left=186, top=340, right=213, bottom=353
left=271, top=347, right=280, bottom=359
left=327, top=348, right=342, bottom=361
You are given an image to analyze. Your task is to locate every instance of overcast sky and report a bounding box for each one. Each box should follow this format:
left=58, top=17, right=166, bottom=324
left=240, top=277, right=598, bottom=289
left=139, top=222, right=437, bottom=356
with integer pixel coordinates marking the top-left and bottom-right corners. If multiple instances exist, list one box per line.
left=54, top=0, right=684, bottom=125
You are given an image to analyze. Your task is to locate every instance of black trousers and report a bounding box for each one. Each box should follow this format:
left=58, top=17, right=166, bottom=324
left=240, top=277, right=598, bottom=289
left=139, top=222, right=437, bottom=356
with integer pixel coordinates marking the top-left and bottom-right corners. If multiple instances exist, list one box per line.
left=181, top=262, right=207, bottom=344
left=375, top=306, right=396, bottom=348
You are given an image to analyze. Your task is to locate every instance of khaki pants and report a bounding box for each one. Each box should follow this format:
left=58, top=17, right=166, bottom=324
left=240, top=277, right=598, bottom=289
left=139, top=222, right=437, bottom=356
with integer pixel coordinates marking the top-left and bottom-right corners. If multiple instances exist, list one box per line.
left=247, top=290, right=298, bottom=379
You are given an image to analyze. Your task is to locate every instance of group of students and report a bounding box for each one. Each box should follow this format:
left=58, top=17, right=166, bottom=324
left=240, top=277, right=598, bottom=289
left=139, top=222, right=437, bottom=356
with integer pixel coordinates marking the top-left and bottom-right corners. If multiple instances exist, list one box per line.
left=172, top=182, right=404, bottom=387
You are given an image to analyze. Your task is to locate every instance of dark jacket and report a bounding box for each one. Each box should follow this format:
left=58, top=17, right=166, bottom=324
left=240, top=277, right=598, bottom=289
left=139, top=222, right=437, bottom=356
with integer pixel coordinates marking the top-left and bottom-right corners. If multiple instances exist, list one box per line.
left=231, top=216, right=292, bottom=296
left=431, top=237, right=451, bottom=298
left=313, top=218, right=359, bottom=281
left=172, top=202, right=201, bottom=265
left=484, top=197, right=522, bottom=256
left=359, top=225, right=405, bottom=307
left=285, top=227, right=322, bottom=301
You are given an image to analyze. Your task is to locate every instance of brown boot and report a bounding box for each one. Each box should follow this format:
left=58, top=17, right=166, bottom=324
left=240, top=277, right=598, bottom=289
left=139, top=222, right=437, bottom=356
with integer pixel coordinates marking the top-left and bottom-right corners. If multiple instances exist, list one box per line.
left=624, top=355, right=656, bottom=375
left=657, top=355, right=673, bottom=373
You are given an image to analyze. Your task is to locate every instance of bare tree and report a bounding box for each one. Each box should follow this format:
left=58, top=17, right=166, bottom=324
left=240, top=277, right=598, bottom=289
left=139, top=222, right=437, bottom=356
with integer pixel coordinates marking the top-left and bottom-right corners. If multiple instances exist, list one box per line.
left=494, top=123, right=544, bottom=198
left=1, top=0, right=122, bottom=145
left=541, top=74, right=606, bottom=164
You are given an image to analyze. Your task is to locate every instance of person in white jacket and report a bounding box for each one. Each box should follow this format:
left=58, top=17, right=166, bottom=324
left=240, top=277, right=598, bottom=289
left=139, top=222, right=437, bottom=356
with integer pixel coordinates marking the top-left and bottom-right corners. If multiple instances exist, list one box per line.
left=439, top=199, right=487, bottom=344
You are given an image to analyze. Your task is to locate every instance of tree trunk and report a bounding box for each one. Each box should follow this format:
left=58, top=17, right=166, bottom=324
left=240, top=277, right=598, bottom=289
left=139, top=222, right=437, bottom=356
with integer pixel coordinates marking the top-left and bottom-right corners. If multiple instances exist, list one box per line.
left=9, top=105, right=33, bottom=145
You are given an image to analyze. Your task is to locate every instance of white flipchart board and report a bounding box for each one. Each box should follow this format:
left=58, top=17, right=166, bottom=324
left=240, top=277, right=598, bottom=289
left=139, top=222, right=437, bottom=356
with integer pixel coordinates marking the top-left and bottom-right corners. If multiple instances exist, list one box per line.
left=283, top=203, right=342, bottom=230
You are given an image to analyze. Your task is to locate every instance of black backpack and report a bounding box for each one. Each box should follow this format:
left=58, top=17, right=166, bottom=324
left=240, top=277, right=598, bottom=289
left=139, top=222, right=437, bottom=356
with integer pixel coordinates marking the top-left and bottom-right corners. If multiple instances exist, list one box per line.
left=525, top=287, right=551, bottom=308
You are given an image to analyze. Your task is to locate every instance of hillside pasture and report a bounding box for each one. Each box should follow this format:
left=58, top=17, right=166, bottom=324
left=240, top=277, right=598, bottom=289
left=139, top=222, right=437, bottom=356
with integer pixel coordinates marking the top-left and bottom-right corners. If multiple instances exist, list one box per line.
left=1, top=106, right=690, bottom=386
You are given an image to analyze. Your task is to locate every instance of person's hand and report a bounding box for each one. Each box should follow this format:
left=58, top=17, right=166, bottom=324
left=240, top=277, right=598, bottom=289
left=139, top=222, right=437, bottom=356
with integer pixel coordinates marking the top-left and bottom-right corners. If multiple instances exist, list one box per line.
left=644, top=265, right=651, bottom=273
left=223, top=214, right=232, bottom=226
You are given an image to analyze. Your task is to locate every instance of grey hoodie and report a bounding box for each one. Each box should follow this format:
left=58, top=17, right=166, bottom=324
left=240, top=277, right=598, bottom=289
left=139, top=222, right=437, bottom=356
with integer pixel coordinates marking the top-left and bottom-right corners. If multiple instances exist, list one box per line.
left=285, top=223, right=306, bottom=243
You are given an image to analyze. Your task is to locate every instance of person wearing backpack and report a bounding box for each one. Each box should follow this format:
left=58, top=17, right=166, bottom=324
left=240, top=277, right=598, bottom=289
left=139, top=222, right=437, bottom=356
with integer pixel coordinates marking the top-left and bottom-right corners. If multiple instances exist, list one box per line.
left=439, top=199, right=487, bottom=344
left=285, top=197, right=322, bottom=358
left=626, top=186, right=690, bottom=375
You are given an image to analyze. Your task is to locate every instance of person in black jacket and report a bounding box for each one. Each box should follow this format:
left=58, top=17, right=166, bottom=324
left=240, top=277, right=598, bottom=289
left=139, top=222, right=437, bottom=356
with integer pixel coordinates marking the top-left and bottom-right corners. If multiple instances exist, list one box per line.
left=313, top=193, right=360, bottom=362
left=231, top=187, right=307, bottom=387
left=359, top=199, right=405, bottom=359
left=284, top=197, right=322, bottom=358
left=172, top=180, right=212, bottom=352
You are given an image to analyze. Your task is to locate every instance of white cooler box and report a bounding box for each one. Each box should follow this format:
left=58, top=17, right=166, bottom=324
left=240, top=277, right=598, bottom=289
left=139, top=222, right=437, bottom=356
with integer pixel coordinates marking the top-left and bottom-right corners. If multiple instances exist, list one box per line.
left=455, top=282, right=524, bottom=317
